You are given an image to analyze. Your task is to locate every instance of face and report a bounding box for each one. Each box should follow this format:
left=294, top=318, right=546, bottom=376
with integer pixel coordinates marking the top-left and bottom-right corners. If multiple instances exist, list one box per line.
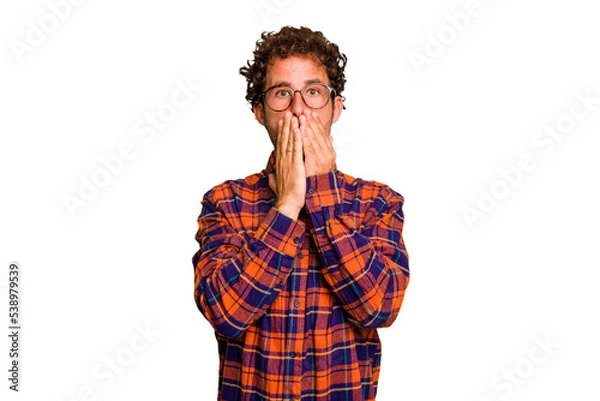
left=253, top=55, right=344, bottom=146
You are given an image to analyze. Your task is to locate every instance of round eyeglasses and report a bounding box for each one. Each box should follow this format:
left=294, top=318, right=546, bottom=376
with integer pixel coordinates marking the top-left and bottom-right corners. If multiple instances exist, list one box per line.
left=262, top=83, right=335, bottom=112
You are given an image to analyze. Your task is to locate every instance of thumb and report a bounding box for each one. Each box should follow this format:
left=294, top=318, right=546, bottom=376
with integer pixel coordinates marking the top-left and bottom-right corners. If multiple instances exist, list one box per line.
left=268, top=173, right=277, bottom=195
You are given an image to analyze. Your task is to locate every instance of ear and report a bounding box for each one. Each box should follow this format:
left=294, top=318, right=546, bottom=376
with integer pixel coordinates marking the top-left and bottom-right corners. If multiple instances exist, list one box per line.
left=332, top=95, right=343, bottom=123
left=253, top=102, right=265, bottom=126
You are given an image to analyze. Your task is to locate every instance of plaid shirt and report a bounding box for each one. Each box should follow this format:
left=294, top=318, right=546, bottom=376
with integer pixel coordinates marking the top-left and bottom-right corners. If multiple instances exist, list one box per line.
left=193, top=153, right=410, bottom=401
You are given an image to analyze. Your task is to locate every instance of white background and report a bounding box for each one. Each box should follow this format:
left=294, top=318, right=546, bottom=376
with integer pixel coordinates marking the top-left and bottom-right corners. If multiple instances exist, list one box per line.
left=1, top=0, right=599, bottom=400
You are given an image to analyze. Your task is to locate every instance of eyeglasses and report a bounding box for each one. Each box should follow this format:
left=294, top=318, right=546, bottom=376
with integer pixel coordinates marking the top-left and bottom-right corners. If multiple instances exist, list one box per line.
left=262, top=83, right=335, bottom=112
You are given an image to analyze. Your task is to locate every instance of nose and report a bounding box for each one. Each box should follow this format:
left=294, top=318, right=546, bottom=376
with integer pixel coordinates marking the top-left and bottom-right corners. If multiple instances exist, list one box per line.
left=290, top=90, right=307, bottom=117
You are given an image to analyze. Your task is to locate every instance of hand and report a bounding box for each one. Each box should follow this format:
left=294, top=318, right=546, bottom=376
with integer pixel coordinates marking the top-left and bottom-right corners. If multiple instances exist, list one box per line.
left=299, top=109, right=337, bottom=176
left=268, top=112, right=306, bottom=220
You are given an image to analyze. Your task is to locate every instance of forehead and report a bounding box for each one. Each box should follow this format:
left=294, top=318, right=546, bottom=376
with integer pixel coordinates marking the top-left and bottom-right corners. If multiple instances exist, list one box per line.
left=265, top=55, right=329, bottom=87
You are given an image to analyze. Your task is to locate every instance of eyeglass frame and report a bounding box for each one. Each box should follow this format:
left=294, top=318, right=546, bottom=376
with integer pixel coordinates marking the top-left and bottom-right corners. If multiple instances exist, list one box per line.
left=260, top=82, right=337, bottom=112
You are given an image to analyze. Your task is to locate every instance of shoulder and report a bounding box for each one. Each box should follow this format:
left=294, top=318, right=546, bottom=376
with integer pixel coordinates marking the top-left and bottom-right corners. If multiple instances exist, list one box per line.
left=202, top=170, right=270, bottom=207
left=336, top=170, right=405, bottom=207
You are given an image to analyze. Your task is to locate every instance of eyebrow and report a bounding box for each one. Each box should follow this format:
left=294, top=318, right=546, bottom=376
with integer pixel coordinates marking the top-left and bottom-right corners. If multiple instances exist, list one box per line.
left=267, top=78, right=327, bottom=89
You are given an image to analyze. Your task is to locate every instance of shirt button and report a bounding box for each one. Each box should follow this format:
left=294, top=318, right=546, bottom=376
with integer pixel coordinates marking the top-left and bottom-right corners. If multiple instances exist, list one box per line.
left=277, top=281, right=284, bottom=288
left=290, top=352, right=297, bottom=358
left=298, top=252, right=304, bottom=259
left=294, top=301, right=301, bottom=308
left=293, top=237, right=299, bottom=244
left=307, top=187, right=315, bottom=194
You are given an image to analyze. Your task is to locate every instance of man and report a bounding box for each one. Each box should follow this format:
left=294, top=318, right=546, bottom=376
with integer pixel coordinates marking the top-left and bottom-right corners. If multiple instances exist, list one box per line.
left=193, top=26, right=410, bottom=401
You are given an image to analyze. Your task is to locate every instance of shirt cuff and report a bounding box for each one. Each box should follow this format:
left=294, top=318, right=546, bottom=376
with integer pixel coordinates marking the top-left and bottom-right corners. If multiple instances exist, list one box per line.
left=304, top=172, right=343, bottom=211
left=254, top=207, right=306, bottom=257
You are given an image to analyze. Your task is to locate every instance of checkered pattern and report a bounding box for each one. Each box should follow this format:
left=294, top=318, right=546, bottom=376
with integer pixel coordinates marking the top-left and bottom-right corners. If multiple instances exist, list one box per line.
left=193, top=153, right=409, bottom=401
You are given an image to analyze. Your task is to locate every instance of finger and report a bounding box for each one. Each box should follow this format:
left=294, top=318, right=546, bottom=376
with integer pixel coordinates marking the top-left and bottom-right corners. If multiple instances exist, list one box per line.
left=275, top=118, right=284, bottom=160
left=299, top=121, right=315, bottom=157
left=311, top=112, right=333, bottom=149
left=300, top=112, right=325, bottom=157
left=306, top=111, right=337, bottom=173
left=289, top=116, right=298, bottom=153
left=310, top=111, right=336, bottom=155
left=292, top=126, right=303, bottom=160
left=308, top=110, right=325, bottom=132
left=278, top=111, right=292, bottom=155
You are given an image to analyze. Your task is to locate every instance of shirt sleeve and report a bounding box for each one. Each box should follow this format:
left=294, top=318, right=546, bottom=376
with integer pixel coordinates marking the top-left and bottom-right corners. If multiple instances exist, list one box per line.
left=193, top=191, right=306, bottom=339
left=304, top=172, right=410, bottom=329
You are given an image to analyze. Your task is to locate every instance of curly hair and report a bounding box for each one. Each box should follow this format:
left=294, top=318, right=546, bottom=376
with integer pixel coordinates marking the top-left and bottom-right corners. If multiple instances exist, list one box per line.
left=239, top=26, right=347, bottom=111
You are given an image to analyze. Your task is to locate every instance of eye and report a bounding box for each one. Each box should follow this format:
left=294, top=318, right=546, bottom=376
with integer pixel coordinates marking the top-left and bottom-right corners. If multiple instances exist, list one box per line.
left=305, top=86, right=322, bottom=97
left=274, top=89, right=291, bottom=98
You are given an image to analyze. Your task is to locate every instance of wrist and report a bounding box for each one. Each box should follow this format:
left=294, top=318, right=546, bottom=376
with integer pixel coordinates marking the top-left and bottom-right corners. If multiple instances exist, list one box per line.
left=275, top=201, right=302, bottom=221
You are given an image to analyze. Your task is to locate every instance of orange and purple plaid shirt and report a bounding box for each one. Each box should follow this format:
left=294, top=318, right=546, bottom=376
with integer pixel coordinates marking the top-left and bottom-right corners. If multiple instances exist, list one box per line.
left=193, top=153, right=409, bottom=401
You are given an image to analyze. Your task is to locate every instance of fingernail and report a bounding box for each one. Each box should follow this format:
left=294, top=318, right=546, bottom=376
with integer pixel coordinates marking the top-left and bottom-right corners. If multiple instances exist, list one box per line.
left=300, top=115, right=306, bottom=120
left=312, top=112, right=318, bottom=118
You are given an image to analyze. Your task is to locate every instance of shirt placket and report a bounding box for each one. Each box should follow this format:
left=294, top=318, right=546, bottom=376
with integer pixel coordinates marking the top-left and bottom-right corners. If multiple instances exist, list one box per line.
left=283, top=218, right=309, bottom=401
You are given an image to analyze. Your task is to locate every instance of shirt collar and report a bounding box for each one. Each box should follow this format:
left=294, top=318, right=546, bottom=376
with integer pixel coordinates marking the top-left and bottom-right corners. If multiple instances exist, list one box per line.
left=264, top=150, right=276, bottom=176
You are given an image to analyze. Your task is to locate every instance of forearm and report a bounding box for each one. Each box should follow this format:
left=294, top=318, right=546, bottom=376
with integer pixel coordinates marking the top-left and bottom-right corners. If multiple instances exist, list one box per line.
left=305, top=173, right=410, bottom=328
left=312, top=215, right=409, bottom=328
left=194, top=203, right=305, bottom=338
